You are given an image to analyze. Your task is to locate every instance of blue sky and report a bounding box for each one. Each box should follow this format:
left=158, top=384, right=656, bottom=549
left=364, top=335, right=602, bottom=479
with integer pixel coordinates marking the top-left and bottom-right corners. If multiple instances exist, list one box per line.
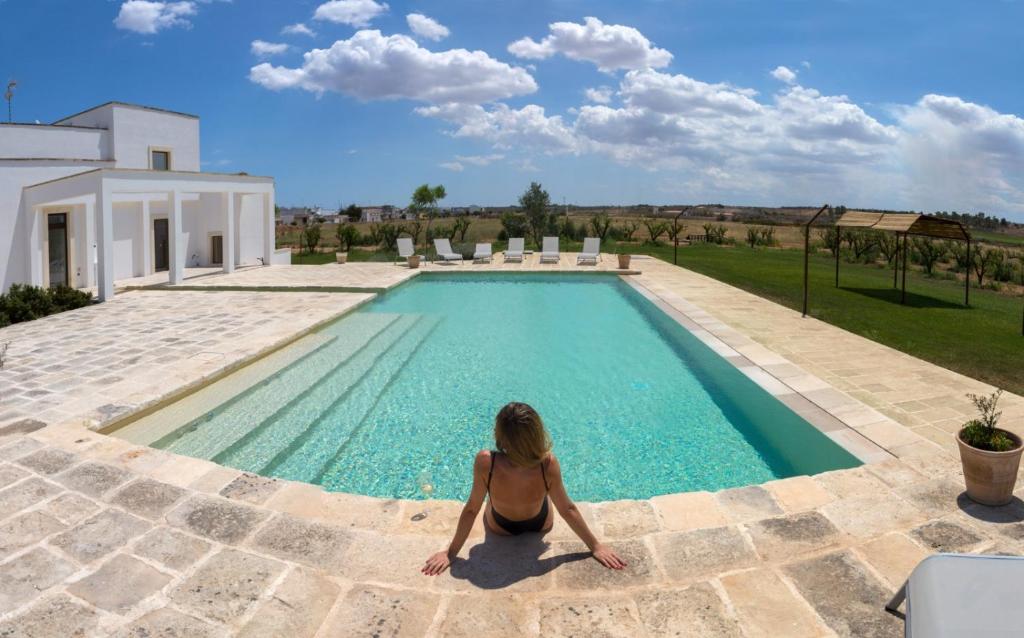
left=3, top=1, right=1023, bottom=218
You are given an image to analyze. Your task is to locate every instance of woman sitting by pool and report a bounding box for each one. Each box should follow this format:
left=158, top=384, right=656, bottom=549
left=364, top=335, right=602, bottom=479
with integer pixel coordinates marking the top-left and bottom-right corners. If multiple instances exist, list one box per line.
left=422, top=402, right=627, bottom=575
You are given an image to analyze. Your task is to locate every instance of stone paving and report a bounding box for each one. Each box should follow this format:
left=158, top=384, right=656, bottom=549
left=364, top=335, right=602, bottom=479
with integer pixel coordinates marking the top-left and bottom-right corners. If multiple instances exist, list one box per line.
left=0, top=259, right=1022, bottom=636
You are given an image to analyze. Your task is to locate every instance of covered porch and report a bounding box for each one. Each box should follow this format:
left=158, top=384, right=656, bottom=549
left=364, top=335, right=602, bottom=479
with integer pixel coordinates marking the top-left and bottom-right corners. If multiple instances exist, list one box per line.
left=22, top=168, right=278, bottom=301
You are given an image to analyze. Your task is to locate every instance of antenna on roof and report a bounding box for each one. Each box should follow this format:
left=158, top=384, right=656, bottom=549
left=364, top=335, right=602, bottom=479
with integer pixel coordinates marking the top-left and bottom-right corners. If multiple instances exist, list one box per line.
left=4, top=80, right=15, bottom=123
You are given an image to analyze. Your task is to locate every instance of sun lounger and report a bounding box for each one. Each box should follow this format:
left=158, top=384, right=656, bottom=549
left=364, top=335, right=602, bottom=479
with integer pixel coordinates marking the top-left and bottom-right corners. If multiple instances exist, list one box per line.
left=433, top=238, right=463, bottom=263
left=885, top=553, right=1024, bottom=636
left=540, top=236, right=560, bottom=263
left=395, top=237, right=420, bottom=265
left=505, top=237, right=525, bottom=262
left=473, top=243, right=493, bottom=262
left=577, top=237, right=601, bottom=265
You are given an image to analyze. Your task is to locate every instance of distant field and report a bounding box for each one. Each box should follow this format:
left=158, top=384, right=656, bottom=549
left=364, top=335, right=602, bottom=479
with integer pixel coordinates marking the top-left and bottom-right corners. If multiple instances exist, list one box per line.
left=971, top=229, right=1024, bottom=247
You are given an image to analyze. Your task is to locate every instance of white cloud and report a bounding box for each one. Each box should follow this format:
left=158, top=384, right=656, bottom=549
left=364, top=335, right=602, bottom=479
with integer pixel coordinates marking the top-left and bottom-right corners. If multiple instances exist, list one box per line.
left=282, top=23, right=316, bottom=37
left=440, top=161, right=464, bottom=172
left=250, top=30, right=537, bottom=104
left=621, top=69, right=762, bottom=117
left=770, top=65, right=798, bottom=84
left=251, top=40, right=290, bottom=57
left=508, top=17, right=672, bottom=72
left=114, top=1, right=196, bottom=34
left=775, top=86, right=897, bottom=145
left=416, top=103, right=578, bottom=152
left=406, top=13, right=449, bottom=41
left=454, top=153, right=504, bottom=166
left=584, top=86, right=613, bottom=104
left=314, top=0, right=388, bottom=27
left=801, top=60, right=812, bottom=69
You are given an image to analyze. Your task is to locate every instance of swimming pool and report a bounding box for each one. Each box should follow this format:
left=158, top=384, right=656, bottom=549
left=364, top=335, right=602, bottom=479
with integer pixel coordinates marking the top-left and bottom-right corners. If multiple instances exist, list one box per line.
left=118, top=273, right=860, bottom=501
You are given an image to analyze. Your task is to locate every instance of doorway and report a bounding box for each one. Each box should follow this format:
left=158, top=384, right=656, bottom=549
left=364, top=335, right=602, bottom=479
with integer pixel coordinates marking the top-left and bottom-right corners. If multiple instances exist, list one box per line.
left=47, top=213, right=69, bottom=288
left=210, top=234, right=223, bottom=265
left=153, top=218, right=169, bottom=272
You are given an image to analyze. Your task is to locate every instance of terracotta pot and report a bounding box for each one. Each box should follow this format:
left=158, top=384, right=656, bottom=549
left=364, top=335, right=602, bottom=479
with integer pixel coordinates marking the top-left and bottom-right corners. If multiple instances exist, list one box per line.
left=957, top=428, right=1023, bottom=506
left=335, top=252, right=348, bottom=264
left=407, top=255, right=421, bottom=269
left=617, top=254, right=632, bottom=269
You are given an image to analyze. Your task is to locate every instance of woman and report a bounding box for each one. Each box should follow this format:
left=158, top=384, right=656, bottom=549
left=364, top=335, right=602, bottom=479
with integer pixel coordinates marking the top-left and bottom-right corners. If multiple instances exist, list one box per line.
left=422, top=402, right=626, bottom=575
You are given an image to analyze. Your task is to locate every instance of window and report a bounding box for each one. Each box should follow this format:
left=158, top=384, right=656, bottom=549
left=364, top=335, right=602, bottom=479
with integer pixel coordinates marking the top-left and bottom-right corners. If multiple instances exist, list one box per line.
left=151, top=150, right=170, bottom=171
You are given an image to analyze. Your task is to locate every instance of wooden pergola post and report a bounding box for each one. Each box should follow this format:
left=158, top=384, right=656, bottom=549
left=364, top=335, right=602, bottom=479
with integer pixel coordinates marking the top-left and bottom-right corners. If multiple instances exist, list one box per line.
left=901, top=234, right=909, bottom=305
left=965, top=238, right=971, bottom=307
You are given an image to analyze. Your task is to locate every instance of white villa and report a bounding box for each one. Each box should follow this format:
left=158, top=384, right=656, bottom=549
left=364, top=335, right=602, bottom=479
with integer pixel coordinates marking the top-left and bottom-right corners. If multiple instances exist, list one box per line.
left=0, top=101, right=283, bottom=302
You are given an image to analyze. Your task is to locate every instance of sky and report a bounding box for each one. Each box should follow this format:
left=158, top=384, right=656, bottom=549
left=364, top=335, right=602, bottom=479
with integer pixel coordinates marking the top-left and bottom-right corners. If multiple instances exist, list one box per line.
left=2, top=0, right=1024, bottom=219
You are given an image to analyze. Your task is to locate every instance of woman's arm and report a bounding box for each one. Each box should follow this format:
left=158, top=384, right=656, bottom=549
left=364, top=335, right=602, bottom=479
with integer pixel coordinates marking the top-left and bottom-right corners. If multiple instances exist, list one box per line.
left=546, top=454, right=627, bottom=570
left=422, top=451, right=490, bottom=576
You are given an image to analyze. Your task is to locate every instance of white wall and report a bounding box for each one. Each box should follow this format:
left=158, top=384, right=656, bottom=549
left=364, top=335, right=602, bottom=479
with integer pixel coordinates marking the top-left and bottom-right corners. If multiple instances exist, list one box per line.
left=112, top=203, right=142, bottom=280
left=0, top=124, right=110, bottom=160
left=58, top=104, right=199, bottom=171
left=237, top=194, right=264, bottom=265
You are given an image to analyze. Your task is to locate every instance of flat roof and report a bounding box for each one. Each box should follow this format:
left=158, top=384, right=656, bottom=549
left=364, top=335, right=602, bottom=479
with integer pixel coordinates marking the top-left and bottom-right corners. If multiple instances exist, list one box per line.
left=53, top=101, right=199, bottom=124
left=0, top=121, right=107, bottom=131
left=25, top=167, right=273, bottom=190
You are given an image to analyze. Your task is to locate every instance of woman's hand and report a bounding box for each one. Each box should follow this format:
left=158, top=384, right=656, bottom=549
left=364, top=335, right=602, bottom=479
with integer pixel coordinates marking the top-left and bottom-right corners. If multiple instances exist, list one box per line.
left=422, top=550, right=451, bottom=576
left=592, top=543, right=627, bottom=570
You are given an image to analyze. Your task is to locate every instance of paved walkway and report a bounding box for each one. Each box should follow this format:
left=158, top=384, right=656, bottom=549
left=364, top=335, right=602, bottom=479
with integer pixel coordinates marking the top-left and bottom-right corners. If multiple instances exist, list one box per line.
left=0, top=260, right=1022, bottom=637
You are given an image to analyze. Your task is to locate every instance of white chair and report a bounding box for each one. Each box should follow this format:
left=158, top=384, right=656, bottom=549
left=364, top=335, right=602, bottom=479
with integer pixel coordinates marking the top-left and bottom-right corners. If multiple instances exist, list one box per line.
left=540, top=236, right=560, bottom=263
left=473, top=243, right=493, bottom=263
left=433, top=238, right=463, bottom=263
left=395, top=237, right=420, bottom=265
left=505, top=238, right=525, bottom=262
left=577, top=237, right=601, bottom=265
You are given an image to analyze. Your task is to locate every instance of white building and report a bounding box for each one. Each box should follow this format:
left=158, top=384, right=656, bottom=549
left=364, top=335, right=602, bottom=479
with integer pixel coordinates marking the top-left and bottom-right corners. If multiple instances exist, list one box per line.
left=0, top=101, right=281, bottom=302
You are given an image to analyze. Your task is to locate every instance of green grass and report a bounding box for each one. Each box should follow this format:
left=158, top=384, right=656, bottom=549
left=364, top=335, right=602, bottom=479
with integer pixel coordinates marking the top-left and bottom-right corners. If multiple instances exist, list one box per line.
left=971, top=229, right=1024, bottom=248
left=637, top=244, right=1024, bottom=395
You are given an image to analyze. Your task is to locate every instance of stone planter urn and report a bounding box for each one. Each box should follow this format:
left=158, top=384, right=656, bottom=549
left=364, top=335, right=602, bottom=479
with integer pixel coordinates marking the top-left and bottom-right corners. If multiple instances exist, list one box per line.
left=335, top=252, right=348, bottom=264
left=957, top=429, right=1023, bottom=506
left=408, top=255, right=421, bottom=269
left=617, top=253, right=632, bottom=269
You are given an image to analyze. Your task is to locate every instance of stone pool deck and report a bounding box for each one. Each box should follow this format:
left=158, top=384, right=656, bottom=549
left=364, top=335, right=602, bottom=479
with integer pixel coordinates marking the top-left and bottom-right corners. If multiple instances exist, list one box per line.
left=0, top=257, right=1022, bottom=637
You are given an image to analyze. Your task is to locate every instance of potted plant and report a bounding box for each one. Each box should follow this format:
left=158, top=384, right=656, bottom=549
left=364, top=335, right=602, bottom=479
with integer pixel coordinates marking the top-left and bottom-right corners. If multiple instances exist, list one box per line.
left=616, top=243, right=632, bottom=269
left=335, top=251, right=347, bottom=264
left=407, top=254, right=421, bottom=269
left=957, top=390, right=1022, bottom=505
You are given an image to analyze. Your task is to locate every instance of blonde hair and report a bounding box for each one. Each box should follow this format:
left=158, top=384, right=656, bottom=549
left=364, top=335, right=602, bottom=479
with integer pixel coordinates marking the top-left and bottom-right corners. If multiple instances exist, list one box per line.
left=494, top=402, right=552, bottom=468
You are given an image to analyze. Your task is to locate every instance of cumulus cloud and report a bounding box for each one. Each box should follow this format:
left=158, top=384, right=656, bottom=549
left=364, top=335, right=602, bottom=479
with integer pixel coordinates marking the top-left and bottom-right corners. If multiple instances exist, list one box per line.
left=282, top=23, right=316, bottom=37
left=251, top=40, right=290, bottom=57
left=508, top=17, right=672, bottom=72
left=114, top=1, right=196, bottom=34
left=584, top=86, right=614, bottom=104
left=416, top=103, right=578, bottom=152
left=455, top=153, right=504, bottom=166
left=250, top=30, right=537, bottom=104
left=621, top=69, right=762, bottom=117
left=406, top=13, right=449, bottom=41
left=314, top=0, right=388, bottom=27
left=770, top=65, right=798, bottom=84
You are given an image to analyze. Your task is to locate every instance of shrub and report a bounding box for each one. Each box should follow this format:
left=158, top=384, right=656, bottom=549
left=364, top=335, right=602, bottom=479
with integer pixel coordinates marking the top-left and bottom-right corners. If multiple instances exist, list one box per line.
left=960, top=390, right=1016, bottom=452
left=643, top=219, right=669, bottom=244
left=589, top=213, right=612, bottom=241
left=618, top=220, right=639, bottom=242
left=0, top=284, right=92, bottom=327
left=500, top=212, right=529, bottom=241
left=336, top=224, right=359, bottom=251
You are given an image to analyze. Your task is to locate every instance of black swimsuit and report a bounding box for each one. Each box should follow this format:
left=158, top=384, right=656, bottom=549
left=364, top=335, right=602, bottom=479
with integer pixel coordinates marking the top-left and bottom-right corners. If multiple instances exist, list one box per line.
left=486, top=451, right=550, bottom=535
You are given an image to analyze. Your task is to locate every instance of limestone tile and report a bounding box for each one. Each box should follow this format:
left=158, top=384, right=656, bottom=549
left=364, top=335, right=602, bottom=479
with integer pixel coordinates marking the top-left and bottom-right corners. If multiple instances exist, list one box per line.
left=0, top=476, right=63, bottom=514
left=438, top=593, right=538, bottom=638
left=910, top=518, right=986, bottom=553
left=896, top=477, right=966, bottom=517
left=0, top=594, right=99, bottom=637
left=889, top=441, right=960, bottom=479
left=0, top=438, right=43, bottom=461
left=856, top=420, right=925, bottom=450
left=67, top=553, right=172, bottom=614
left=855, top=533, right=929, bottom=588
left=170, top=549, right=286, bottom=625
left=147, top=454, right=221, bottom=489
left=863, top=458, right=927, bottom=488
left=340, top=531, right=444, bottom=588
left=0, top=463, right=29, bottom=488
left=165, top=494, right=269, bottom=544
left=592, top=500, right=660, bottom=538
left=784, top=550, right=902, bottom=638
left=398, top=499, right=485, bottom=539
left=109, top=478, right=187, bottom=520
left=820, top=495, right=927, bottom=539
left=763, top=476, right=835, bottom=513
left=744, top=511, right=843, bottom=561
left=0, top=511, right=66, bottom=555
left=219, top=472, right=282, bottom=505
left=50, top=508, right=151, bottom=564
left=539, top=595, right=643, bottom=638
left=814, top=467, right=892, bottom=500
left=552, top=539, right=657, bottom=590
left=714, top=485, right=783, bottom=523
left=15, top=448, right=78, bottom=475
left=114, top=608, right=227, bottom=638
left=131, top=527, right=211, bottom=572
left=322, top=585, right=440, bottom=638
left=237, top=567, right=340, bottom=638
left=0, top=547, right=76, bottom=610
left=544, top=501, right=600, bottom=542
left=437, top=534, right=561, bottom=593
left=55, top=461, right=133, bottom=497
left=247, top=514, right=353, bottom=571
left=650, top=491, right=729, bottom=532
left=39, top=493, right=100, bottom=526
left=652, top=526, right=759, bottom=582
left=634, top=583, right=743, bottom=637
left=263, top=483, right=402, bottom=531
left=720, top=568, right=829, bottom=638
left=188, top=465, right=243, bottom=494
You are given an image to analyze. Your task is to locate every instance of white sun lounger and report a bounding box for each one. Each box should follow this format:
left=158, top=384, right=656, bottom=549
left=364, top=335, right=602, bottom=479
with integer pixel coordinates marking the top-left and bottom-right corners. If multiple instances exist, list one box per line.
left=473, top=243, right=493, bottom=262
left=433, top=238, right=463, bottom=263
left=395, top=237, right=421, bottom=265
left=886, top=553, right=1024, bottom=637
left=505, top=237, right=525, bottom=262
left=540, top=236, right=560, bottom=263
left=577, top=237, right=601, bottom=264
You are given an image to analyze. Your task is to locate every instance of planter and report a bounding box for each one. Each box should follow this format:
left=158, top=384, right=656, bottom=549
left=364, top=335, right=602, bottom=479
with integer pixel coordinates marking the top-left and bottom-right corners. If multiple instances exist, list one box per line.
left=407, top=255, right=421, bottom=269
left=617, top=254, right=632, bottom=269
left=957, top=428, right=1024, bottom=506
left=335, top=252, right=348, bottom=264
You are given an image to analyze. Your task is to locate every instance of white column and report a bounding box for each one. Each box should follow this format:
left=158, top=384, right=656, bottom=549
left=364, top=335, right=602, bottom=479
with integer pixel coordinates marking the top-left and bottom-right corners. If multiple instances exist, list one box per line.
left=168, top=190, right=183, bottom=285
left=222, top=192, right=235, bottom=273
left=262, top=191, right=274, bottom=266
left=84, top=198, right=96, bottom=288
left=28, top=207, right=44, bottom=287
left=96, top=184, right=115, bottom=302
left=140, top=200, right=152, bottom=276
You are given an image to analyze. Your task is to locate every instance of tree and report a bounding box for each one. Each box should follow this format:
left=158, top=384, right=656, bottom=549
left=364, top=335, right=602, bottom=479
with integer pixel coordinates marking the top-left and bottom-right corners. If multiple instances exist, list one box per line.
left=518, top=182, right=551, bottom=248
left=877, top=233, right=900, bottom=266
left=336, top=223, right=359, bottom=252
left=343, top=203, right=362, bottom=222
left=378, top=221, right=402, bottom=251
left=973, top=247, right=1004, bottom=287
left=618, top=220, right=639, bottom=242
left=911, top=237, right=945, bottom=274
left=589, top=213, right=612, bottom=241
left=644, top=219, right=669, bottom=244
left=843, top=230, right=879, bottom=262
left=405, top=220, right=424, bottom=246
left=452, top=216, right=472, bottom=242
left=411, top=184, right=447, bottom=254
left=302, top=223, right=322, bottom=254
left=500, top=212, right=529, bottom=241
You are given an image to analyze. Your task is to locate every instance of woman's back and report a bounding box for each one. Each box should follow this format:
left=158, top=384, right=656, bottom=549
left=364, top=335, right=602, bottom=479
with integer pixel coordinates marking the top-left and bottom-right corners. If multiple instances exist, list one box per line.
left=485, top=450, right=549, bottom=521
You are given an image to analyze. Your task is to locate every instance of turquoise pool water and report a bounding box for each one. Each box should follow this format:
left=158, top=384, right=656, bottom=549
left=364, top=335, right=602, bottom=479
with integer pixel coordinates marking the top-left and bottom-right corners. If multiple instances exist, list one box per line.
left=151, top=273, right=859, bottom=501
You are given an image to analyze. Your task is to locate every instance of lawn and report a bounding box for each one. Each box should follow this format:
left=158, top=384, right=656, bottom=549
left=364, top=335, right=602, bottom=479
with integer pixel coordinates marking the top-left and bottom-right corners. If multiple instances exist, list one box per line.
left=640, top=244, right=1024, bottom=395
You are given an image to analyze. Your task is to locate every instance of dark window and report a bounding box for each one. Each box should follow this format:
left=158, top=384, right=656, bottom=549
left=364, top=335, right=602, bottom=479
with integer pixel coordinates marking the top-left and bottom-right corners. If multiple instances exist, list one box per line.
left=151, top=150, right=170, bottom=171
